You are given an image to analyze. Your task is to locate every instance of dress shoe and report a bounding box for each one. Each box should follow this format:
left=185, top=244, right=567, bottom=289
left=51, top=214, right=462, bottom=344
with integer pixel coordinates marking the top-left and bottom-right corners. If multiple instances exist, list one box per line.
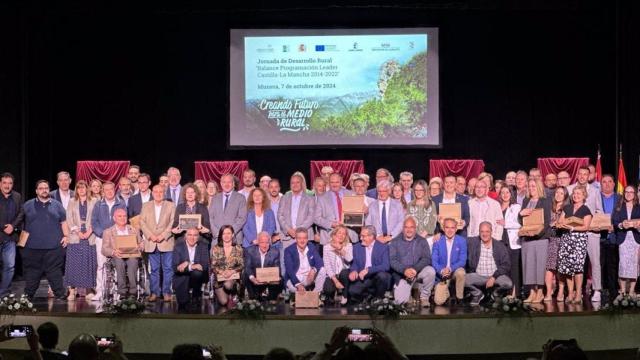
left=163, top=294, right=172, bottom=302
left=147, top=294, right=158, bottom=302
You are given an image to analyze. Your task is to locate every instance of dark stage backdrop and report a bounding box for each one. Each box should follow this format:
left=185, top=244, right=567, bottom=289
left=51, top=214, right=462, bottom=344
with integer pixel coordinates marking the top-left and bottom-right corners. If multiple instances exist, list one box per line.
left=2, top=1, right=639, bottom=194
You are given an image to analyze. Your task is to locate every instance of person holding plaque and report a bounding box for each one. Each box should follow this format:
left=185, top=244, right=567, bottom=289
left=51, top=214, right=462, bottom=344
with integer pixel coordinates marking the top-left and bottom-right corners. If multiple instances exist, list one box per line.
left=497, top=185, right=522, bottom=298
left=545, top=187, right=569, bottom=302
left=242, top=188, right=277, bottom=248
left=406, top=180, right=439, bottom=247
left=173, top=227, right=209, bottom=311
left=433, top=175, right=470, bottom=237
left=102, top=208, right=143, bottom=298
left=365, top=180, right=404, bottom=244
left=556, top=186, right=593, bottom=304
left=612, top=185, right=640, bottom=298
left=320, top=225, right=353, bottom=305
left=64, top=180, right=98, bottom=300
left=519, top=179, right=552, bottom=304
left=171, top=183, right=211, bottom=244
left=315, top=173, right=358, bottom=246
left=245, top=232, right=281, bottom=301
left=211, top=225, right=244, bottom=307
left=140, top=185, right=176, bottom=302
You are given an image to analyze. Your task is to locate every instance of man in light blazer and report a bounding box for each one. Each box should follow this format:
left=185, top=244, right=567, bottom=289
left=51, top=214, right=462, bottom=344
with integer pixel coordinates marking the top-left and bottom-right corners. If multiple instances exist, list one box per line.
left=208, top=173, right=247, bottom=245
left=314, top=173, right=358, bottom=246
left=567, top=166, right=604, bottom=302
left=366, top=180, right=404, bottom=243
left=245, top=232, right=281, bottom=300
left=172, top=228, right=209, bottom=310
left=278, top=173, right=315, bottom=271
left=140, top=184, right=176, bottom=302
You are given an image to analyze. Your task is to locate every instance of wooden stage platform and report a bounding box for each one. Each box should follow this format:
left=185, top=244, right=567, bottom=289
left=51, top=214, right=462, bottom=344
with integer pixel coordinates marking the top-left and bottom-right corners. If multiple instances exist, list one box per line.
left=1, top=294, right=640, bottom=359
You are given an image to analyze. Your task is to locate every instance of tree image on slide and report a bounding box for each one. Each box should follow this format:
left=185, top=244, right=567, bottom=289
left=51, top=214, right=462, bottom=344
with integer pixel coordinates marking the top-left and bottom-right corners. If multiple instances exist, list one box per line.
left=309, top=51, right=427, bottom=138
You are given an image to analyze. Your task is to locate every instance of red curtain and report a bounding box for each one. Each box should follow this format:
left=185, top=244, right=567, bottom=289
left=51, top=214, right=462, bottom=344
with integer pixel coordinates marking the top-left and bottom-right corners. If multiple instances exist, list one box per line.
left=310, top=160, right=365, bottom=188
left=429, top=159, right=485, bottom=180
left=76, top=160, right=130, bottom=187
left=194, top=161, right=249, bottom=185
left=537, top=157, right=589, bottom=183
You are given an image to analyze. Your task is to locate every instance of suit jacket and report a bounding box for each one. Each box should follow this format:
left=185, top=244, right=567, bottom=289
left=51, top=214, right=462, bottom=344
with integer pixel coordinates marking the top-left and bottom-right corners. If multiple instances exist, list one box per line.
left=277, top=192, right=315, bottom=241
left=208, top=192, right=247, bottom=245
left=66, top=197, right=97, bottom=245
left=366, top=199, right=404, bottom=238
left=366, top=188, right=377, bottom=199
left=432, top=193, right=470, bottom=235
left=101, top=224, right=143, bottom=257
left=284, top=242, right=323, bottom=286
left=466, top=237, right=511, bottom=278
left=313, top=191, right=358, bottom=244
left=164, top=184, right=184, bottom=204
left=0, top=191, right=24, bottom=240
left=171, top=202, right=212, bottom=242
left=127, top=191, right=152, bottom=218
left=612, top=204, right=640, bottom=245
left=50, top=189, right=75, bottom=206
left=242, top=208, right=277, bottom=248
left=432, top=235, right=468, bottom=276
left=91, top=197, right=127, bottom=238
left=173, top=240, right=210, bottom=277
left=350, top=240, right=390, bottom=277
left=140, top=200, right=176, bottom=252
left=519, top=197, right=553, bottom=240
left=244, top=245, right=280, bottom=279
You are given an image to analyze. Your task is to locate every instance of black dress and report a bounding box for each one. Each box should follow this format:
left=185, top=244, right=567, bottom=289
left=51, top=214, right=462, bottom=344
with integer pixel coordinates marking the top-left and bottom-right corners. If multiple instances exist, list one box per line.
left=557, top=204, right=592, bottom=276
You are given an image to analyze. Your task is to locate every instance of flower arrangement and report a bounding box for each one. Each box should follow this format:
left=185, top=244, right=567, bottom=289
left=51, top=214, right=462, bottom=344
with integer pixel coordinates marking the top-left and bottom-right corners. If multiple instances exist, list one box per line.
left=0, top=294, right=36, bottom=314
left=353, top=294, right=411, bottom=320
left=228, top=299, right=277, bottom=320
left=481, top=296, right=539, bottom=315
left=600, top=294, right=640, bottom=313
left=103, top=297, right=146, bottom=315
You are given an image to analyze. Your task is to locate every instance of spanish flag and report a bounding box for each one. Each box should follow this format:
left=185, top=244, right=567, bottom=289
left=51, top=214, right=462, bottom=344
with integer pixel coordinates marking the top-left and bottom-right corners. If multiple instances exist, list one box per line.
left=617, top=156, right=627, bottom=194
left=595, top=149, right=602, bottom=182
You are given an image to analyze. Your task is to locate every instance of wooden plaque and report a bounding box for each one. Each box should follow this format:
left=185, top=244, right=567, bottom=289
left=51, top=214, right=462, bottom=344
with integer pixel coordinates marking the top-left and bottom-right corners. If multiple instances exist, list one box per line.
left=179, top=214, right=201, bottom=230
left=295, top=291, right=320, bottom=308
left=439, top=203, right=463, bottom=229
left=116, top=234, right=141, bottom=258
left=17, top=230, right=29, bottom=248
left=216, top=272, right=240, bottom=282
left=342, top=195, right=365, bottom=227
left=518, top=208, right=544, bottom=237
left=589, top=213, right=611, bottom=230
left=564, top=216, right=585, bottom=227
left=256, top=267, right=280, bottom=283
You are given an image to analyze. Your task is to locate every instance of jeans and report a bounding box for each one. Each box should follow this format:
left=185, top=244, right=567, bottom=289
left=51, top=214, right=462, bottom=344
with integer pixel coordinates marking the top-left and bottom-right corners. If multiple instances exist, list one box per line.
left=0, top=240, right=16, bottom=296
left=148, top=249, right=173, bottom=296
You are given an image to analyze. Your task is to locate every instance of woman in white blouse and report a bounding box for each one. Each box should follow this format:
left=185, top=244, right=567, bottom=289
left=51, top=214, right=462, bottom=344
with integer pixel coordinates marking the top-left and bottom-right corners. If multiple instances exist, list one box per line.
left=497, top=186, right=522, bottom=298
left=321, top=225, right=353, bottom=305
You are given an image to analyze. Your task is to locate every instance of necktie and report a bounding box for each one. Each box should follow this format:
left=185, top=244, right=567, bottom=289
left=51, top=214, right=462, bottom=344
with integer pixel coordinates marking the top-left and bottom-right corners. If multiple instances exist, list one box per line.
left=381, top=201, right=388, bottom=236
left=224, top=194, right=229, bottom=210
left=172, top=188, right=177, bottom=203
left=335, top=192, right=342, bottom=220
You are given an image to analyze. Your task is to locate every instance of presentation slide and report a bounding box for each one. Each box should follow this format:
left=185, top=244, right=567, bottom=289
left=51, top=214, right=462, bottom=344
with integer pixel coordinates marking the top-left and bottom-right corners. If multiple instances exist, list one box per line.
left=229, top=28, right=439, bottom=147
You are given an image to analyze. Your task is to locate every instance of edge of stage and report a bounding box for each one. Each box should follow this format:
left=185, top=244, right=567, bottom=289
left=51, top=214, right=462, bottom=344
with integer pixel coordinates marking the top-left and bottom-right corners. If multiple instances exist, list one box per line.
left=1, top=300, right=640, bottom=356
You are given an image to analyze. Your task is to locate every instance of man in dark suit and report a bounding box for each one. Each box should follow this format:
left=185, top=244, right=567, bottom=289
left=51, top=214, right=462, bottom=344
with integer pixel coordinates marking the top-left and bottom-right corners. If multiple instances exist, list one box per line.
left=465, top=222, right=512, bottom=305
left=432, top=174, right=470, bottom=236
left=348, top=225, right=390, bottom=303
left=245, top=231, right=281, bottom=300
left=599, top=174, right=620, bottom=300
left=172, top=228, right=209, bottom=310
left=164, top=166, right=183, bottom=205
left=49, top=171, right=74, bottom=210
left=284, top=227, right=324, bottom=292
left=0, top=172, right=24, bottom=297
left=127, top=173, right=152, bottom=219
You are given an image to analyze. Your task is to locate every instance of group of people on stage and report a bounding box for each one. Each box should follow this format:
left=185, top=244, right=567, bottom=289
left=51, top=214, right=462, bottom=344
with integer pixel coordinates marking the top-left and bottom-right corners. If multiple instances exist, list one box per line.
left=0, top=162, right=637, bottom=310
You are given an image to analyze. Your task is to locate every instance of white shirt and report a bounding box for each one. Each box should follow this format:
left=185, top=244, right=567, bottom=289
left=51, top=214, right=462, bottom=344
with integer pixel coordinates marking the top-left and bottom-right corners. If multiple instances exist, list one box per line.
left=116, top=227, right=129, bottom=236
left=442, top=192, right=456, bottom=204
left=295, top=247, right=311, bottom=286
left=250, top=249, right=269, bottom=281
left=140, top=191, right=151, bottom=203
left=446, top=238, right=454, bottom=268
left=255, top=213, right=264, bottom=234
left=377, top=198, right=391, bottom=227
left=154, top=203, right=163, bottom=224
left=59, top=190, right=71, bottom=210
left=403, top=191, right=412, bottom=203
left=364, top=242, right=374, bottom=269
left=106, top=199, right=115, bottom=214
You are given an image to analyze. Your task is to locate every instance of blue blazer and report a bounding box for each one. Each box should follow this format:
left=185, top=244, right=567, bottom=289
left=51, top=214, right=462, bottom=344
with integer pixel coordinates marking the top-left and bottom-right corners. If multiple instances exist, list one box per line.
left=242, top=209, right=277, bottom=248
left=350, top=240, right=390, bottom=277
left=612, top=204, right=640, bottom=245
left=284, top=242, right=323, bottom=286
left=432, top=193, right=470, bottom=235
left=244, top=245, right=280, bottom=278
left=91, top=198, right=127, bottom=238
left=432, top=235, right=468, bottom=277
left=172, top=240, right=210, bottom=276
